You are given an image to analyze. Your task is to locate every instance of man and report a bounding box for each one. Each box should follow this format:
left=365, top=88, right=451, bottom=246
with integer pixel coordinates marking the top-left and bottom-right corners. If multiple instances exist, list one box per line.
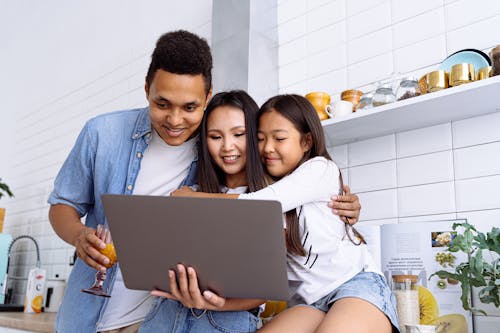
left=48, top=30, right=361, bottom=332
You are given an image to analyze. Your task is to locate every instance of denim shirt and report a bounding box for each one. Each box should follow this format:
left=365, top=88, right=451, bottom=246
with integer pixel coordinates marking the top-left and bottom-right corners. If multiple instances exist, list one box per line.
left=48, top=107, right=198, bottom=332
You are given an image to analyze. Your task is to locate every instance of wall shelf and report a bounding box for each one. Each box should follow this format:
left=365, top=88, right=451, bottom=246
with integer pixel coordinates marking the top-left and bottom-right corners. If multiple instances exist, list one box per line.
left=322, top=75, right=500, bottom=146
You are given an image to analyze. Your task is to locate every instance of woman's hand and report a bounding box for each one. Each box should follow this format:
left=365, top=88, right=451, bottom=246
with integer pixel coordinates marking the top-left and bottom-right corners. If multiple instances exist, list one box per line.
left=328, top=185, right=361, bottom=225
left=171, top=186, right=196, bottom=197
left=151, top=264, right=226, bottom=310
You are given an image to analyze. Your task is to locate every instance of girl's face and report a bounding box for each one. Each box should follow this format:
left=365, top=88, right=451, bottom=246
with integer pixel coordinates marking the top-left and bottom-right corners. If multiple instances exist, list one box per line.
left=206, top=106, right=248, bottom=187
left=257, top=110, right=311, bottom=178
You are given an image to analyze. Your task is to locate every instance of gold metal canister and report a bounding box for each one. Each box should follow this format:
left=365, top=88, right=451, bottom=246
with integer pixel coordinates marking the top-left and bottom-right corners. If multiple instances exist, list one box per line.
left=449, top=63, right=475, bottom=86
left=476, top=66, right=492, bottom=80
left=426, top=70, right=449, bottom=92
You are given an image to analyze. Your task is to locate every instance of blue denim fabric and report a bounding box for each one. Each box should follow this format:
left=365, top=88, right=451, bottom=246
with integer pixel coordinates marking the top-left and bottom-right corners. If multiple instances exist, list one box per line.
left=290, top=271, right=400, bottom=332
left=48, top=107, right=198, bottom=333
left=139, top=298, right=259, bottom=333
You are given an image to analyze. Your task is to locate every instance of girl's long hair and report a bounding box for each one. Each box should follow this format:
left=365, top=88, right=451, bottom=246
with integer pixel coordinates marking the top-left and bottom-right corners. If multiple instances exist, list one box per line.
left=198, top=90, right=267, bottom=193
left=258, top=94, right=365, bottom=256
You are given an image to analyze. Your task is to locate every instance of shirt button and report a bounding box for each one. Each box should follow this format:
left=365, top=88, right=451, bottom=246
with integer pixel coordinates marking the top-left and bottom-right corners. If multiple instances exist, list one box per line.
left=146, top=133, right=151, bottom=138
left=136, top=152, right=143, bottom=158
left=133, top=133, right=139, bottom=138
left=127, top=184, right=133, bottom=191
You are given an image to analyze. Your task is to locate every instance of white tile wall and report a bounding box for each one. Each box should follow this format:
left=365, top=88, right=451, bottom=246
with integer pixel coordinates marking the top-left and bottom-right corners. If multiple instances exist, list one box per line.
left=454, top=141, right=500, bottom=179
left=394, top=35, right=446, bottom=73
left=347, top=2, right=391, bottom=40
left=348, top=134, right=396, bottom=166
left=452, top=112, right=500, bottom=148
left=392, top=8, right=445, bottom=49
left=328, top=144, right=348, bottom=168
left=455, top=175, right=500, bottom=212
left=391, top=0, right=443, bottom=23
left=357, top=189, right=398, bottom=221
left=445, top=0, right=500, bottom=32
left=397, top=151, right=454, bottom=187
left=348, top=28, right=392, bottom=65
left=307, top=0, right=345, bottom=32
left=307, top=45, right=347, bottom=78
left=398, top=181, right=456, bottom=216
left=446, top=15, right=500, bottom=54
left=349, top=160, right=396, bottom=193
left=396, top=123, right=452, bottom=158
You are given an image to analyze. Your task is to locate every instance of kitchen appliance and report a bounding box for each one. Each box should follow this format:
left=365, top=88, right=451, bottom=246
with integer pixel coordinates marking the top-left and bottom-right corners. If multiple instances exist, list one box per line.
left=0, top=233, right=12, bottom=304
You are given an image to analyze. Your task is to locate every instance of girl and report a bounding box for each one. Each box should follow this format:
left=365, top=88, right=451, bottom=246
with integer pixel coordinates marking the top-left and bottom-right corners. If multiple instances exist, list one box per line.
left=171, top=94, right=399, bottom=333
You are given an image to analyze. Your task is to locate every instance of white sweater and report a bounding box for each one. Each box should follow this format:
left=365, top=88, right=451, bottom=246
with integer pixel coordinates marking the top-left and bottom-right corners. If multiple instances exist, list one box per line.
left=239, top=157, right=380, bottom=304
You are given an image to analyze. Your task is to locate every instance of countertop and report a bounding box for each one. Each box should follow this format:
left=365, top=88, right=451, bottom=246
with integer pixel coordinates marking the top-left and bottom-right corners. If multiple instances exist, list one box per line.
left=0, top=312, right=56, bottom=333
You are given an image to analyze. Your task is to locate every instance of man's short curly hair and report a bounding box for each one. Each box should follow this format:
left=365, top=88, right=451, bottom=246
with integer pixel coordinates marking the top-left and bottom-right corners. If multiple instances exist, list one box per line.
left=146, top=30, right=212, bottom=94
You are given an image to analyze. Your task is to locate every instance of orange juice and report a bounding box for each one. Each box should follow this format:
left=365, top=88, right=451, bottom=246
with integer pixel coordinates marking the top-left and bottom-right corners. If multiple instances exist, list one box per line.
left=24, top=268, right=46, bottom=313
left=100, top=243, right=117, bottom=268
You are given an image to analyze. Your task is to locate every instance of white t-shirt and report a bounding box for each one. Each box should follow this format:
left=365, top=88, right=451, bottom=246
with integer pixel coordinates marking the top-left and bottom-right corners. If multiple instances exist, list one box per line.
left=239, top=156, right=381, bottom=304
left=97, top=130, right=197, bottom=331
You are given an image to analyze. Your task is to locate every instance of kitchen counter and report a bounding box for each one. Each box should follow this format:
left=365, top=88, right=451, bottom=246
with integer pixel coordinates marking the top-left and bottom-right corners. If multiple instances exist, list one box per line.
left=0, top=312, right=55, bottom=333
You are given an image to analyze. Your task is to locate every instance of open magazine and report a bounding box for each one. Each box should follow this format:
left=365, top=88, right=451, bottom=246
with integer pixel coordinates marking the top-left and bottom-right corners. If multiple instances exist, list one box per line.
left=358, top=220, right=473, bottom=332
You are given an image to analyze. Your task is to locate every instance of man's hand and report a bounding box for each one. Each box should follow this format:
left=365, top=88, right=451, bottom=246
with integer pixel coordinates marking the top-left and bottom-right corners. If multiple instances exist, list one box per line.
left=151, top=264, right=226, bottom=310
left=73, top=226, right=109, bottom=272
left=171, top=186, right=196, bottom=197
left=328, top=185, right=361, bottom=225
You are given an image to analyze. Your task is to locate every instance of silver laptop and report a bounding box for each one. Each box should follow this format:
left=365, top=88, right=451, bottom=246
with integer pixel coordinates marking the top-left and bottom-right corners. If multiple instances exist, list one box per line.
left=101, top=194, right=289, bottom=300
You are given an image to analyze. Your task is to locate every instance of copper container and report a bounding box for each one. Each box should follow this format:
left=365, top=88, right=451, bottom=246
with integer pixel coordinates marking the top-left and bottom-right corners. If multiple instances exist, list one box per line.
left=476, top=66, right=492, bottom=80
left=305, top=92, right=331, bottom=120
left=340, top=89, right=363, bottom=111
left=449, top=63, right=475, bottom=86
left=426, top=70, right=449, bottom=93
left=418, top=75, right=427, bottom=94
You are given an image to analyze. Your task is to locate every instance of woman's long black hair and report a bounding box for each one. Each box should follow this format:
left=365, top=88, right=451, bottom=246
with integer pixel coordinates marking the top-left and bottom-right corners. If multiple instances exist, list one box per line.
left=197, top=90, right=267, bottom=193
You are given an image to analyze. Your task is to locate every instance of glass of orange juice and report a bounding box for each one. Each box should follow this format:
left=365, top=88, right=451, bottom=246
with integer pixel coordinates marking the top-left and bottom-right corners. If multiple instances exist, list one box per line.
left=81, top=224, right=117, bottom=297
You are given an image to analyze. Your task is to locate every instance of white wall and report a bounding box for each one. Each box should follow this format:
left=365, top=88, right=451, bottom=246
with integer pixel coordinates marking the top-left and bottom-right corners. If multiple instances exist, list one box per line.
left=0, top=0, right=212, bottom=303
left=276, top=0, right=500, bottom=331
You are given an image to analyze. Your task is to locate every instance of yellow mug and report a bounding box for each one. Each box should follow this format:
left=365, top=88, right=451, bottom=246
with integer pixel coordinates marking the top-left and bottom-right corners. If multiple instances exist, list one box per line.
left=305, top=92, right=331, bottom=120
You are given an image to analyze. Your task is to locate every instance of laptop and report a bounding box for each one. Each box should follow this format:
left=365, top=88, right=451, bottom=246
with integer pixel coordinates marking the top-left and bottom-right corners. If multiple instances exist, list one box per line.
left=101, top=194, right=289, bottom=300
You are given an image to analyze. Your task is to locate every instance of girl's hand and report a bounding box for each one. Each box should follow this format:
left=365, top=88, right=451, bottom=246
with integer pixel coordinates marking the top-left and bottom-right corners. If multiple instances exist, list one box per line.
left=151, top=264, right=226, bottom=310
left=171, top=186, right=196, bottom=197
left=328, top=185, right=361, bottom=225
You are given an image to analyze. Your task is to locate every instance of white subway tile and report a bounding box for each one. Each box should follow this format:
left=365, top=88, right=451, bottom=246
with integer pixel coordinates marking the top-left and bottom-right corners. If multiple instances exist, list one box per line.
left=307, top=0, right=334, bottom=11
left=279, top=60, right=307, bottom=87
left=397, top=123, right=452, bottom=158
left=306, top=44, right=347, bottom=78
left=348, top=28, right=392, bottom=65
left=446, top=15, right=500, bottom=54
left=357, top=218, right=398, bottom=226
left=445, top=0, right=500, bottom=31
left=398, top=181, right=456, bottom=216
left=348, top=134, right=396, bottom=166
left=357, top=189, right=398, bottom=220
left=279, top=37, right=307, bottom=66
left=347, top=52, right=394, bottom=88
left=347, top=2, right=391, bottom=40
left=279, top=15, right=307, bottom=44
left=307, top=0, right=346, bottom=33
left=474, top=317, right=500, bottom=332
left=456, top=209, right=500, bottom=232
left=306, top=21, right=347, bottom=55
left=328, top=144, right=348, bottom=168
left=346, top=0, right=387, bottom=16
left=397, top=151, right=454, bottom=187
left=454, top=142, right=500, bottom=180
left=393, top=8, right=445, bottom=49
left=455, top=175, right=500, bottom=211
left=394, top=35, right=446, bottom=73
left=452, top=111, right=500, bottom=148
left=307, top=68, right=347, bottom=96
left=391, top=0, right=443, bottom=23
left=278, top=0, right=307, bottom=24
left=279, top=80, right=308, bottom=95
left=349, top=160, right=397, bottom=193
left=398, top=213, right=457, bottom=223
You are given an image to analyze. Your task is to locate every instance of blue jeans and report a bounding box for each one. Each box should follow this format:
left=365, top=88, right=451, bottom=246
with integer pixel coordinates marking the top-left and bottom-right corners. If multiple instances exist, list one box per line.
left=139, top=298, right=259, bottom=333
left=289, top=271, right=400, bottom=332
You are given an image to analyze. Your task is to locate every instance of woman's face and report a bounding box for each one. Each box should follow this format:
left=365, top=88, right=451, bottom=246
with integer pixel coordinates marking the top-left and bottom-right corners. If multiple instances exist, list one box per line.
left=257, top=110, right=310, bottom=178
left=206, top=106, right=248, bottom=187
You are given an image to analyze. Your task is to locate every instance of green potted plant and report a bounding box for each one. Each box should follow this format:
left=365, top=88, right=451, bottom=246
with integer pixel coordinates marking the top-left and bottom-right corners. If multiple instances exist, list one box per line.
left=431, top=221, right=500, bottom=315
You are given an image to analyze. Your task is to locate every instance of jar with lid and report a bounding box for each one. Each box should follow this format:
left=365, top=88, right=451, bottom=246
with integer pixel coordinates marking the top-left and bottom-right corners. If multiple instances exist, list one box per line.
left=491, top=45, right=500, bottom=76
left=372, top=83, right=396, bottom=107
left=392, top=275, right=419, bottom=333
left=396, top=77, right=422, bottom=101
left=356, top=92, right=373, bottom=111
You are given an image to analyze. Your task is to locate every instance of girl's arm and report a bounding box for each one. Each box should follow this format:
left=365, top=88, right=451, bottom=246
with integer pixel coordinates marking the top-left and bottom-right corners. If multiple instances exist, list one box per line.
left=172, top=186, right=238, bottom=199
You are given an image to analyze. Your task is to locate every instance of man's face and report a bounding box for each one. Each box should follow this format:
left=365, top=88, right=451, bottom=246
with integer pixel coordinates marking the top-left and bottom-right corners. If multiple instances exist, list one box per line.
left=146, top=69, right=211, bottom=146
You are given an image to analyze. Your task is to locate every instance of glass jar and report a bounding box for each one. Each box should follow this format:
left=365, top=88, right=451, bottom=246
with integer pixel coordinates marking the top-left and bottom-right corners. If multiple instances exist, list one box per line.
left=372, top=83, right=396, bottom=107
left=396, top=77, right=422, bottom=101
left=356, top=92, right=373, bottom=111
left=392, top=275, right=419, bottom=333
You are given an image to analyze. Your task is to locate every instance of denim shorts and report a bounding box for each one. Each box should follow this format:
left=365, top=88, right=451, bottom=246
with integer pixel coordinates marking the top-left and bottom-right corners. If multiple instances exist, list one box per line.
left=139, top=298, right=259, bottom=333
left=289, top=271, right=400, bottom=332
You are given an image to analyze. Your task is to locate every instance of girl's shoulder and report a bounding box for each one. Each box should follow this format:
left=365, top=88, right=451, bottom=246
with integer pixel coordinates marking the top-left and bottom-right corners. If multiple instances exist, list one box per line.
left=299, top=156, right=339, bottom=174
